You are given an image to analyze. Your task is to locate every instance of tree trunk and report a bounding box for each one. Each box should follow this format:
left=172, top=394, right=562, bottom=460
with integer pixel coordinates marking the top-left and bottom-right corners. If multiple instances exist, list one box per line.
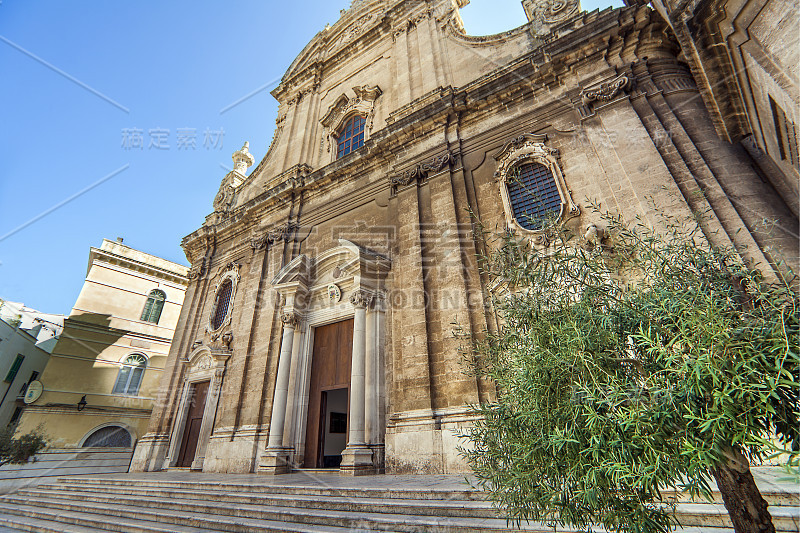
left=712, top=447, right=775, bottom=533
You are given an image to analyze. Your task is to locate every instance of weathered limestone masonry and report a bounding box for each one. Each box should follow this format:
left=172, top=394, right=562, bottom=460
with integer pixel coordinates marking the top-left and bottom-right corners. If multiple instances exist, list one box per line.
left=131, top=0, right=798, bottom=476
left=648, top=0, right=799, bottom=218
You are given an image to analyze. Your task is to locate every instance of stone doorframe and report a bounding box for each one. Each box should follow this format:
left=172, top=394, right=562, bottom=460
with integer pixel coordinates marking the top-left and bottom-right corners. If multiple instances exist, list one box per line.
left=163, top=345, right=230, bottom=470
left=260, top=239, right=390, bottom=476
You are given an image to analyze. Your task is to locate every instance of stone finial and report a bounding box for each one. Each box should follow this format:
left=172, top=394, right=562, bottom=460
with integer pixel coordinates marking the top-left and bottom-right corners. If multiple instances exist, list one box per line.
left=232, top=141, right=255, bottom=175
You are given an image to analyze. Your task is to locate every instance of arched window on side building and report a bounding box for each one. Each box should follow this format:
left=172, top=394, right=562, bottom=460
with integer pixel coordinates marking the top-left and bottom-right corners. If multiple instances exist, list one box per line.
left=112, top=353, right=147, bottom=395
left=140, top=289, right=166, bottom=324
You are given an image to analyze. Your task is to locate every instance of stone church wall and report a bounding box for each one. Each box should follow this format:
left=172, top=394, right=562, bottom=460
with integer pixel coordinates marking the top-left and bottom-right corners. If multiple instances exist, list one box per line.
left=131, top=0, right=798, bottom=475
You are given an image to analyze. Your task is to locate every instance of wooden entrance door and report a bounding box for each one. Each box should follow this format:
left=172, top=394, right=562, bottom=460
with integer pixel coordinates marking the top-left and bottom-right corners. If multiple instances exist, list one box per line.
left=176, top=380, right=209, bottom=467
left=304, top=319, right=353, bottom=468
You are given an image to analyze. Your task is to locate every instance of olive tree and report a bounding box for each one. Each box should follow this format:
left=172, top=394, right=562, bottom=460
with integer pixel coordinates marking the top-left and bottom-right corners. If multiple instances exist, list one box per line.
left=462, top=209, right=799, bottom=533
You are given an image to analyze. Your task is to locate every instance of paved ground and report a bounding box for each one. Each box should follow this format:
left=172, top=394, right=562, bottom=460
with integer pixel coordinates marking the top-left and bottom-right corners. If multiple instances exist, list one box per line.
left=1, top=465, right=796, bottom=497
left=43, top=465, right=800, bottom=493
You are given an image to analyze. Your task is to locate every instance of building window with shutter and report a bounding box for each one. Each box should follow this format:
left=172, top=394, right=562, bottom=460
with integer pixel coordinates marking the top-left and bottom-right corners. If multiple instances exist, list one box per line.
left=336, top=115, right=366, bottom=159
left=4, top=355, right=24, bottom=383
left=112, top=354, right=147, bottom=395
left=140, top=289, right=166, bottom=324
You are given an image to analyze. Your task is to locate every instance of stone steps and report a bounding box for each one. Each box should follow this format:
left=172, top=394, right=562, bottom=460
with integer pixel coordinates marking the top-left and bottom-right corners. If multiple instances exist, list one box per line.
left=56, top=475, right=487, bottom=501
left=0, top=491, right=562, bottom=532
left=18, top=482, right=500, bottom=518
left=0, top=499, right=359, bottom=533
left=0, top=473, right=794, bottom=532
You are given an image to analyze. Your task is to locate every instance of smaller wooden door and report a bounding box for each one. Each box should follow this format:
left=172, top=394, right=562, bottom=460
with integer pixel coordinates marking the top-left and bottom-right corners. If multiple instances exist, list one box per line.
left=176, top=380, right=209, bottom=467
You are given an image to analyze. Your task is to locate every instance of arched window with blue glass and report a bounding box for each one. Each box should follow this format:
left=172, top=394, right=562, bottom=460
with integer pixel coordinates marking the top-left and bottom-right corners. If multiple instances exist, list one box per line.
left=141, top=289, right=166, bottom=324
left=336, top=115, right=366, bottom=159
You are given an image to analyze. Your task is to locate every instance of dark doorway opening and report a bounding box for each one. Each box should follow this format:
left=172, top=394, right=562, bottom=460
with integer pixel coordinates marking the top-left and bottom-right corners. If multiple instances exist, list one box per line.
left=176, top=380, right=209, bottom=468
left=320, top=388, right=349, bottom=468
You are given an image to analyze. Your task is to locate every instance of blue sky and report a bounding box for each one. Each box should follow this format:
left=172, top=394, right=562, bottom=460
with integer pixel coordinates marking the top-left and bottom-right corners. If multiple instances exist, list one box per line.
left=0, top=0, right=622, bottom=315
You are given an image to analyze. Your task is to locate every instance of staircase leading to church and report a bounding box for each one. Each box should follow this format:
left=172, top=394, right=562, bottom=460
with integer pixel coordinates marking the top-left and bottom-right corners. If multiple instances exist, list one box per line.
left=0, top=470, right=795, bottom=532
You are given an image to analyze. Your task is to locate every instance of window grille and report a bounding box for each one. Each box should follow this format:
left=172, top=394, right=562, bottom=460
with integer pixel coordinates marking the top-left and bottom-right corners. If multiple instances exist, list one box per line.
left=507, top=162, right=562, bottom=230
left=140, top=289, right=166, bottom=324
left=112, top=354, right=147, bottom=395
left=211, top=280, right=233, bottom=330
left=83, top=426, right=132, bottom=448
left=336, top=115, right=366, bottom=159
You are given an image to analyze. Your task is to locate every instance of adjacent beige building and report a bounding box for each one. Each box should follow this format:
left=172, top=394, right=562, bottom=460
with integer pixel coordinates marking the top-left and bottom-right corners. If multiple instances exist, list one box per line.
left=131, top=0, right=798, bottom=476
left=16, top=239, right=188, bottom=450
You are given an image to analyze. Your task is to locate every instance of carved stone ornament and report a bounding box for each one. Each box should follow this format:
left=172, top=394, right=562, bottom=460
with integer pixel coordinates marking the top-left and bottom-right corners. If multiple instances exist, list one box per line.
left=523, top=0, right=580, bottom=28
left=188, top=262, right=206, bottom=280
left=328, top=283, right=342, bottom=303
left=268, top=223, right=295, bottom=244
left=350, top=290, right=373, bottom=309
left=194, top=355, right=213, bottom=372
left=221, top=331, right=233, bottom=349
left=320, top=86, right=382, bottom=158
left=334, top=12, right=377, bottom=49
left=494, top=133, right=579, bottom=236
left=250, top=223, right=295, bottom=252
left=493, top=134, right=558, bottom=180
left=250, top=233, right=268, bottom=252
left=280, top=311, right=298, bottom=327
left=580, top=75, right=631, bottom=107
left=390, top=152, right=455, bottom=189
left=213, top=184, right=235, bottom=213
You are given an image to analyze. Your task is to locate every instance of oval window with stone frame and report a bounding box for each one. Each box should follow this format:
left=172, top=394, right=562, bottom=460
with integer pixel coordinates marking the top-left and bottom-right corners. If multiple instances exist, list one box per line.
left=494, top=133, right=579, bottom=239
left=210, top=279, right=233, bottom=331
left=505, top=161, right=564, bottom=231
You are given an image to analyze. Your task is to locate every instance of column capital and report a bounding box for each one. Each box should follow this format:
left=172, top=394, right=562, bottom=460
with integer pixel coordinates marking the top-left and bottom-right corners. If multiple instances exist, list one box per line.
left=350, top=290, right=373, bottom=309
left=280, top=311, right=298, bottom=327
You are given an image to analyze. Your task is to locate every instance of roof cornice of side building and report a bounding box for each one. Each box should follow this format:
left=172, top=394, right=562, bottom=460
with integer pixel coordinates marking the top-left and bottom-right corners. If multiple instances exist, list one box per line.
left=87, top=239, right=189, bottom=285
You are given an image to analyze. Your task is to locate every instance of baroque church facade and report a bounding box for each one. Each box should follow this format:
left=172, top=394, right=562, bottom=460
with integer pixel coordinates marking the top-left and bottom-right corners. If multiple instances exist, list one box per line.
left=130, top=0, right=798, bottom=475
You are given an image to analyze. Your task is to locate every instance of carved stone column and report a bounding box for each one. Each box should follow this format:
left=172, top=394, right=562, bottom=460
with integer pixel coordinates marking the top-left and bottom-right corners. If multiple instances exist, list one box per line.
left=364, top=300, right=377, bottom=445
left=365, top=295, right=385, bottom=471
left=340, top=290, right=374, bottom=476
left=260, top=312, right=297, bottom=474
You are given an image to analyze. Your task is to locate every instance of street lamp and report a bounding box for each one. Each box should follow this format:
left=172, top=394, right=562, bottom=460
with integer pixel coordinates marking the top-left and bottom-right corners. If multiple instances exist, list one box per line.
left=77, top=395, right=87, bottom=411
